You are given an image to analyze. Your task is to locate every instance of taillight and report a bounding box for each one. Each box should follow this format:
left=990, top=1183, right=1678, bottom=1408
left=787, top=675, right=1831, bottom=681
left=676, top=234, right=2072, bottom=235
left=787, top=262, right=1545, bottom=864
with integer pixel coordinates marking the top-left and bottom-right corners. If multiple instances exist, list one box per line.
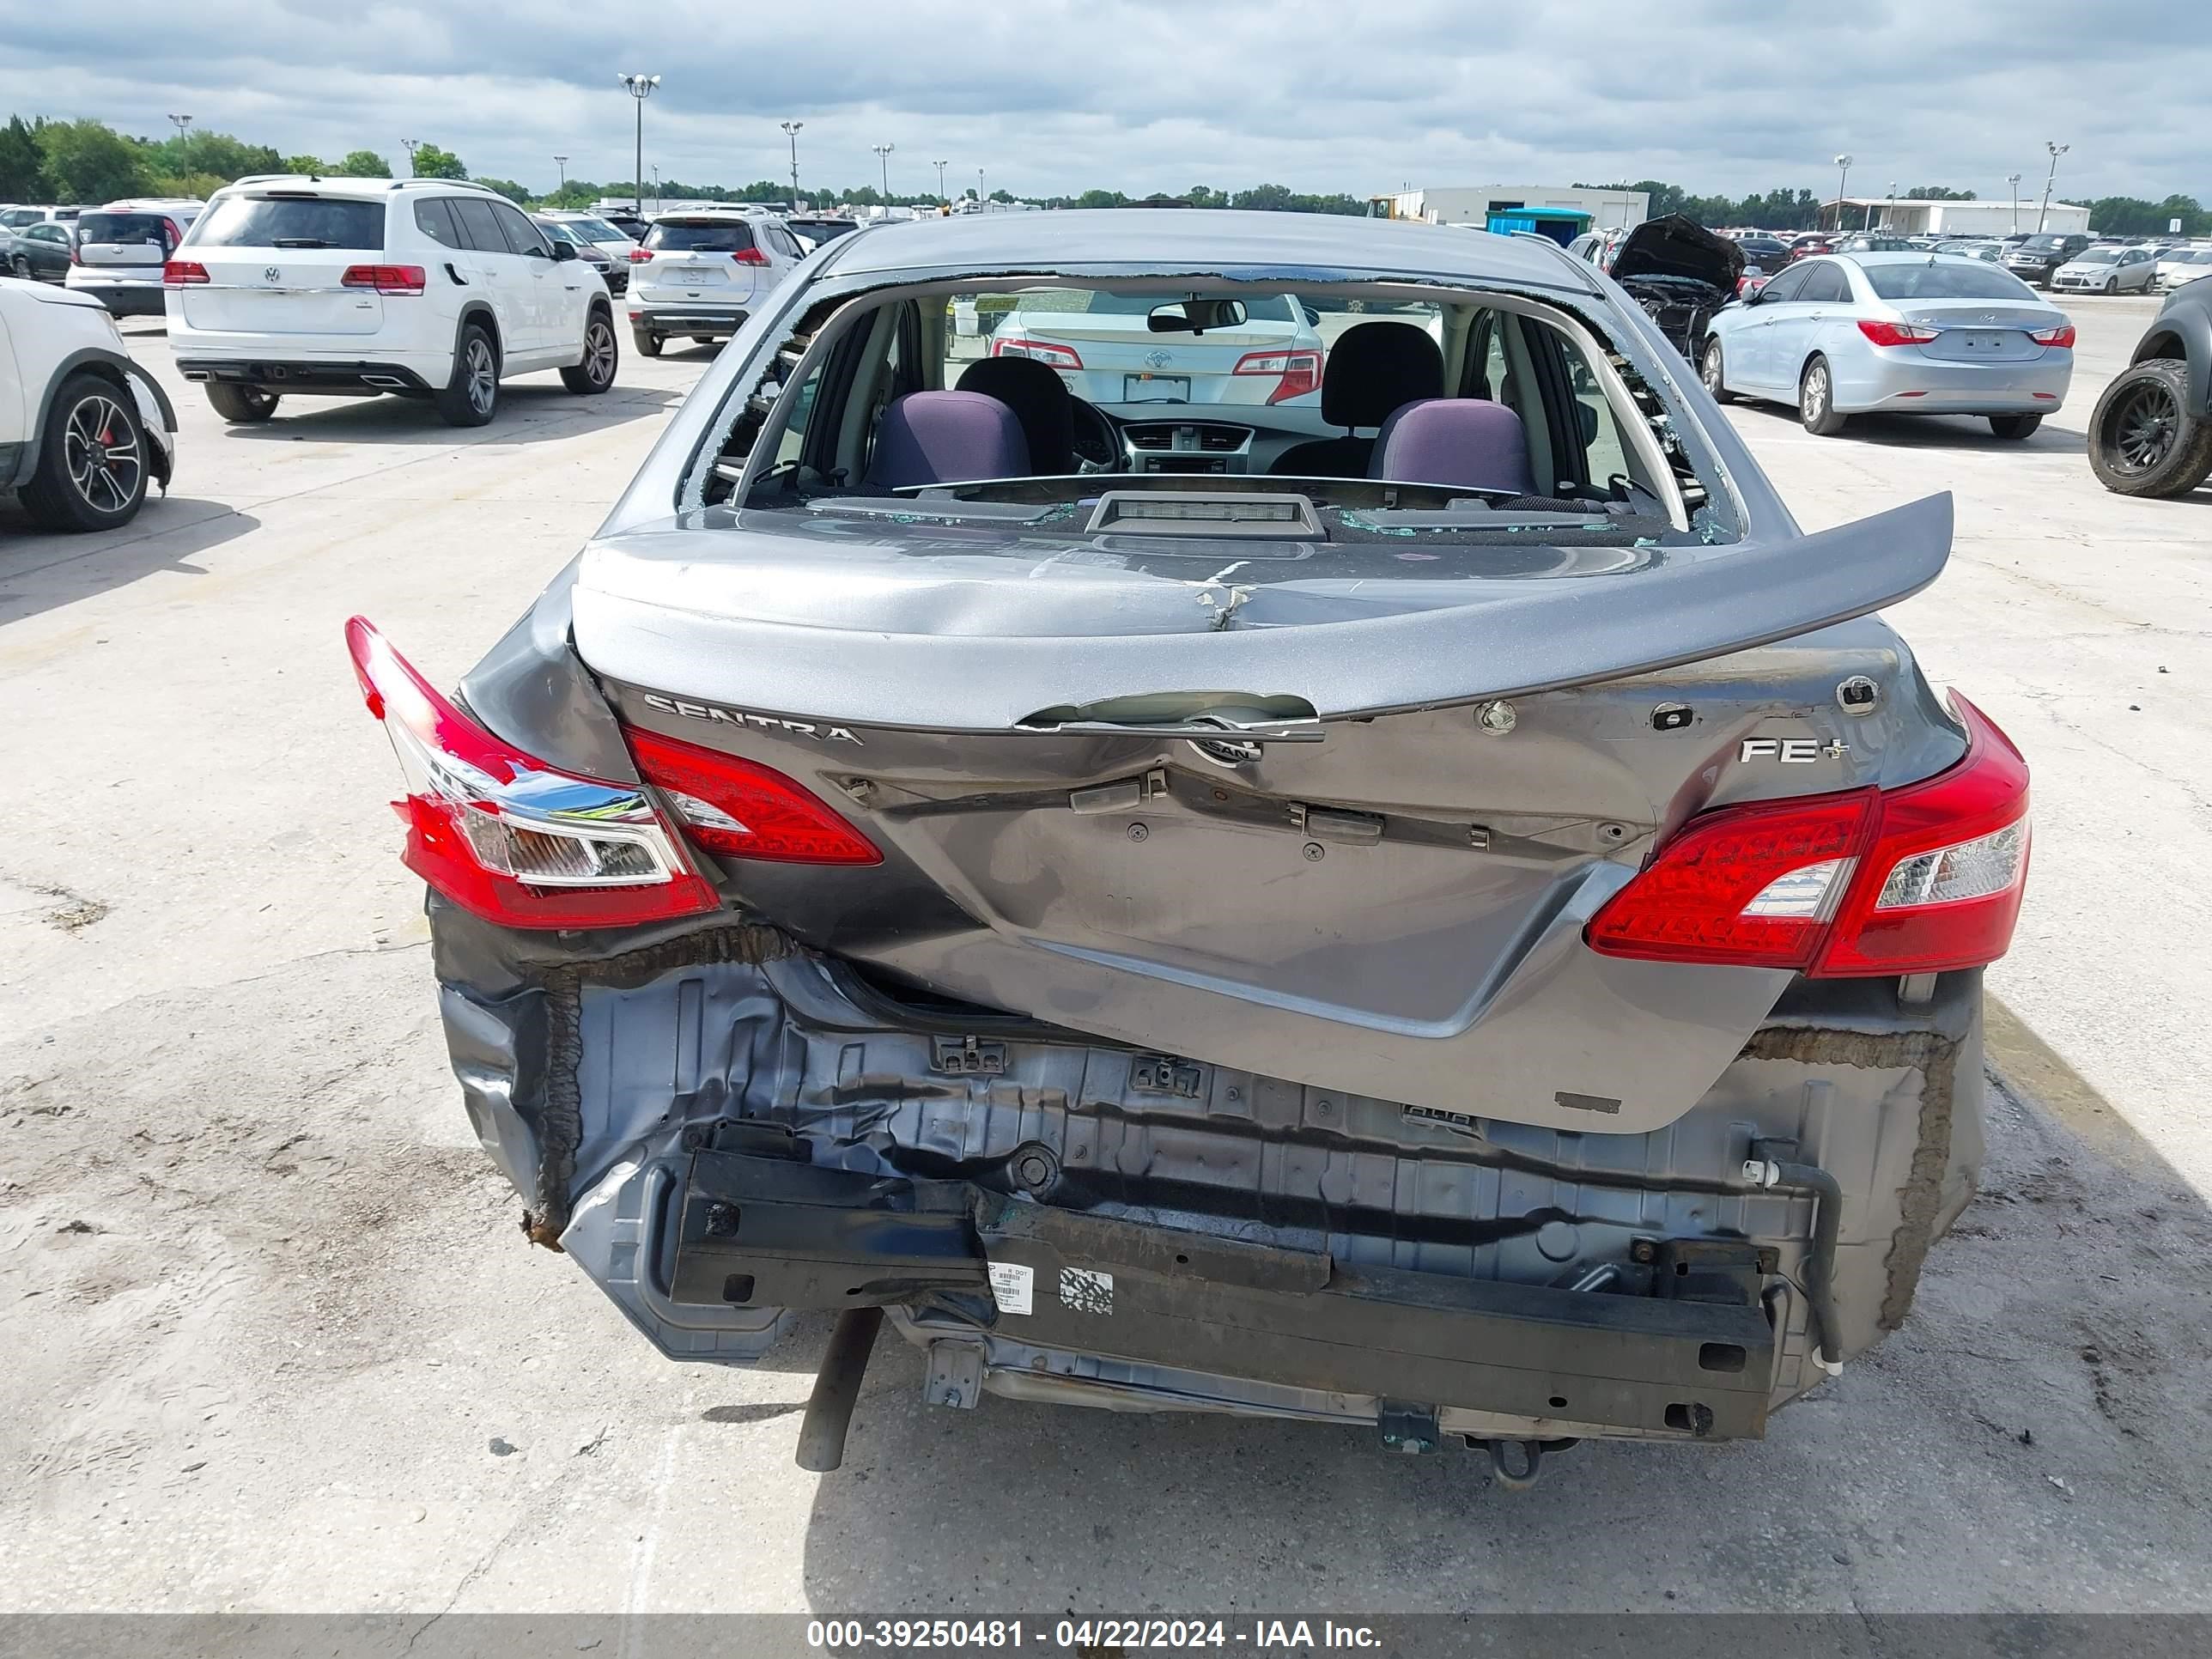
left=627, top=727, right=882, bottom=866
left=993, top=337, right=1084, bottom=371
left=1587, top=695, right=2028, bottom=978
left=343, top=617, right=719, bottom=930
left=1856, top=319, right=1941, bottom=347
left=732, top=246, right=770, bottom=266
left=2030, top=322, right=2075, bottom=349
left=1233, top=347, right=1323, bottom=405
left=628, top=246, right=654, bottom=263
left=163, top=260, right=210, bottom=286
left=162, top=217, right=184, bottom=252
left=340, top=264, right=427, bottom=296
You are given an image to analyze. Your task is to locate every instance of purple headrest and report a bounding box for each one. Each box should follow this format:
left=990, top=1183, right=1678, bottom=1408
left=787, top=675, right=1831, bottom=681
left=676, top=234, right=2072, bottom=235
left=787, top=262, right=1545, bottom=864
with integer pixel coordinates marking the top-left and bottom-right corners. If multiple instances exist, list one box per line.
left=1369, top=398, right=1536, bottom=495
left=866, top=391, right=1031, bottom=489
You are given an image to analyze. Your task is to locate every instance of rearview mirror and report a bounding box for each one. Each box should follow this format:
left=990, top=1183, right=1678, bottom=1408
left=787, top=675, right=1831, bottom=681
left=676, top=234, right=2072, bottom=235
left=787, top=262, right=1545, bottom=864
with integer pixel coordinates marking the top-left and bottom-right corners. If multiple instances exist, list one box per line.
left=1148, top=298, right=1248, bottom=334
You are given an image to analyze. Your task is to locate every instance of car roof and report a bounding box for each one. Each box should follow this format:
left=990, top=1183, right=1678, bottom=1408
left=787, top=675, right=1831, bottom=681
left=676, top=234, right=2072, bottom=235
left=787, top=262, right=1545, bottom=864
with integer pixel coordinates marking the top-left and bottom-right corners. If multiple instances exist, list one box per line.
left=813, top=207, right=1599, bottom=290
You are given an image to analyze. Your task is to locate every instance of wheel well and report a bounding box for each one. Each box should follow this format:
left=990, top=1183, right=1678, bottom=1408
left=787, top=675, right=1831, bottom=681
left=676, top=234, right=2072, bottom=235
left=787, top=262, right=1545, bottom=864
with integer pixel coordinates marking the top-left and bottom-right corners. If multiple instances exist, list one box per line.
left=455, top=306, right=501, bottom=368
left=2133, top=331, right=2185, bottom=366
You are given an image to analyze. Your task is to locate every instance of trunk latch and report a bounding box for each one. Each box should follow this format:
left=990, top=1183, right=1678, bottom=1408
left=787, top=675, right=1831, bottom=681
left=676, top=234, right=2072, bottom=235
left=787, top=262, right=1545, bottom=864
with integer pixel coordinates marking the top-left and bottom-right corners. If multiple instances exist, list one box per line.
left=930, top=1036, right=1008, bottom=1077
left=1288, top=801, right=1384, bottom=846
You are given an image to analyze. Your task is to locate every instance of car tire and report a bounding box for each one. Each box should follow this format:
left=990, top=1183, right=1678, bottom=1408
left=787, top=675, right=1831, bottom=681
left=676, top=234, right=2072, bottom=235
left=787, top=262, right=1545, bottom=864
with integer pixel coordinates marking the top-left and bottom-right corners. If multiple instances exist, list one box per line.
left=634, top=329, right=663, bottom=357
left=435, top=325, right=501, bottom=428
left=9, top=255, right=30, bottom=280
left=1798, top=356, right=1848, bottom=436
left=1700, top=338, right=1735, bottom=404
left=560, top=308, right=619, bottom=394
left=2088, top=357, right=2212, bottom=498
left=1987, top=415, right=2041, bottom=440
left=17, top=371, right=153, bottom=532
left=206, top=383, right=280, bottom=423
left=2103, top=277, right=2118, bottom=295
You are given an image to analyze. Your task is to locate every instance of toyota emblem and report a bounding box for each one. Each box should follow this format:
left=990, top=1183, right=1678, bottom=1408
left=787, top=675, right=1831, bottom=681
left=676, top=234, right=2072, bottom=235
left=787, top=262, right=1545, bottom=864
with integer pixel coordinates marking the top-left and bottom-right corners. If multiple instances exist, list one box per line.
left=1144, top=349, right=1172, bottom=368
left=264, top=266, right=281, bottom=283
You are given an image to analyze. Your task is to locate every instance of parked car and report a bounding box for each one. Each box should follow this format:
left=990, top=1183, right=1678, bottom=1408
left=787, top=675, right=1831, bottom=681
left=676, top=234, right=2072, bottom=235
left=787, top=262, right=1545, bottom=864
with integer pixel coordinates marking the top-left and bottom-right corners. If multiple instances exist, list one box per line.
left=1934, top=240, right=2003, bottom=264
left=598, top=210, right=652, bottom=242
left=2049, top=246, right=2159, bottom=295
left=786, top=216, right=860, bottom=250
left=988, top=289, right=1328, bottom=410
left=65, top=198, right=205, bottom=315
left=1598, top=214, right=1743, bottom=359
left=0, top=204, right=55, bottom=230
left=2087, top=276, right=2212, bottom=497
left=2154, top=248, right=2212, bottom=291
left=1733, top=235, right=1791, bottom=274
left=165, top=176, right=619, bottom=428
left=537, top=211, right=641, bottom=286
left=1700, top=252, right=2073, bottom=438
left=1830, top=234, right=1917, bottom=254
left=345, top=209, right=2027, bottom=1480
left=2002, top=233, right=2092, bottom=287
left=6, top=221, right=72, bottom=282
left=535, top=216, right=625, bottom=294
left=625, top=209, right=810, bottom=356
left=1, top=275, right=176, bottom=530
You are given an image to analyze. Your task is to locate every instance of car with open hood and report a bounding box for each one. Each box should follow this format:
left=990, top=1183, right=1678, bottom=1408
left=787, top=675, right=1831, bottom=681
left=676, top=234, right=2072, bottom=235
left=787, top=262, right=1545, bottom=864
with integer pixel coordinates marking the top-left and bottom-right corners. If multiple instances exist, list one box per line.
left=1599, top=213, right=1744, bottom=358
left=348, top=210, right=2027, bottom=1484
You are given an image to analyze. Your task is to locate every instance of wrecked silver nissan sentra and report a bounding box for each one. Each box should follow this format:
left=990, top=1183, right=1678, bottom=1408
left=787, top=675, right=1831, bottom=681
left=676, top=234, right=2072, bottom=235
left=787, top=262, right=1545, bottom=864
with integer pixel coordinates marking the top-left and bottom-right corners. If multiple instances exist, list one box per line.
left=347, top=210, right=2027, bottom=1484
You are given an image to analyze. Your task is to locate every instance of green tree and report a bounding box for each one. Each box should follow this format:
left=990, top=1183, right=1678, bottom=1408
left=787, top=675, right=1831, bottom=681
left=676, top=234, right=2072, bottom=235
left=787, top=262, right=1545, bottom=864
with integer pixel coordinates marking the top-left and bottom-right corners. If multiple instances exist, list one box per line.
left=471, top=176, right=531, bottom=204
left=286, top=154, right=328, bottom=174
left=0, top=115, right=46, bottom=199
left=540, top=179, right=600, bottom=209
left=409, top=143, right=465, bottom=179
left=1905, top=185, right=1977, bottom=200
left=151, top=130, right=281, bottom=182
left=332, top=149, right=392, bottom=178
left=36, top=118, right=149, bottom=204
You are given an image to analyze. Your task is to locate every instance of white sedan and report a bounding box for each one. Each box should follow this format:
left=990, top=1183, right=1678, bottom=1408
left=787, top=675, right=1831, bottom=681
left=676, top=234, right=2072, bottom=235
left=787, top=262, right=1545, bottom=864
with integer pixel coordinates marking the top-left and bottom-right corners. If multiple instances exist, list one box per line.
left=1, top=276, right=176, bottom=531
left=2049, top=246, right=2159, bottom=295
left=987, top=290, right=1326, bottom=411
left=2154, top=248, right=2212, bottom=291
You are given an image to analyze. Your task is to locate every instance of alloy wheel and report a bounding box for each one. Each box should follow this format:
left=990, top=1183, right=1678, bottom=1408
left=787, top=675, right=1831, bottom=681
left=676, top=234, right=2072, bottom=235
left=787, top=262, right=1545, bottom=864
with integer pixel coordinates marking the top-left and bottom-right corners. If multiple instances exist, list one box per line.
left=63, top=393, right=143, bottom=514
left=1802, top=364, right=1828, bottom=421
left=1701, top=343, right=1723, bottom=393
left=585, top=319, right=616, bottom=386
left=465, top=338, right=495, bottom=415
left=2108, top=380, right=2180, bottom=475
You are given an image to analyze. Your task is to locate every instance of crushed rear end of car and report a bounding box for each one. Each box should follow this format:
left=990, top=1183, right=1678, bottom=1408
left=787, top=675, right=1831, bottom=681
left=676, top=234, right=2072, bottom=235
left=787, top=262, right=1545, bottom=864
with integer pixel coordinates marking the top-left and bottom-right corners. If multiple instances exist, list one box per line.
left=354, top=216, right=2027, bottom=1479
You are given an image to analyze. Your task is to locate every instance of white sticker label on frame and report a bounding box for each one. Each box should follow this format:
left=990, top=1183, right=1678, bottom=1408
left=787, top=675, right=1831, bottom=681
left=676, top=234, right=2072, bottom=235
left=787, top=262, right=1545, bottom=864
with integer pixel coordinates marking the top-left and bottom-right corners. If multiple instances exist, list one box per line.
left=988, top=1261, right=1034, bottom=1316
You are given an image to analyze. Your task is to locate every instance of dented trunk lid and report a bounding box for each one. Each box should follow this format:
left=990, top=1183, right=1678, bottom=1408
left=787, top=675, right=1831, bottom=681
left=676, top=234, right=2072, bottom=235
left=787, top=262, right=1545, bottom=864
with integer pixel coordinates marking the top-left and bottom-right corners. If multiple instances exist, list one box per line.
left=562, top=494, right=1956, bottom=1133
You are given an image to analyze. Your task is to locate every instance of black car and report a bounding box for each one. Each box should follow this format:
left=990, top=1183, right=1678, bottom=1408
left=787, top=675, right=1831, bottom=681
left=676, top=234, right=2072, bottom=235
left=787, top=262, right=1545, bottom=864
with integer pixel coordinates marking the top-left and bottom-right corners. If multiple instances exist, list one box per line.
left=2089, top=276, right=2212, bottom=497
left=5, top=221, right=73, bottom=282
left=1604, top=214, right=1745, bottom=358
left=1733, top=235, right=1791, bottom=277
left=786, top=216, right=860, bottom=248
left=2003, top=233, right=2091, bottom=288
left=599, top=210, right=651, bottom=242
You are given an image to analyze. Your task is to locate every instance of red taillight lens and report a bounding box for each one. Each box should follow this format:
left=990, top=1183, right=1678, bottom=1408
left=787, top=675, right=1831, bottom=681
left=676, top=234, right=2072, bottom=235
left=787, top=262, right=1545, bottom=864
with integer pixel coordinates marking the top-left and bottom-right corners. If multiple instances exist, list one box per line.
left=627, top=727, right=882, bottom=866
left=1233, top=347, right=1323, bottom=405
left=2030, top=323, right=2075, bottom=349
left=340, top=264, right=427, bottom=296
left=993, top=336, right=1084, bottom=371
left=1587, top=695, right=2028, bottom=978
left=628, top=246, right=654, bottom=263
left=1856, top=319, right=1941, bottom=347
left=732, top=246, right=770, bottom=266
left=343, top=617, right=719, bottom=930
left=163, top=259, right=210, bottom=286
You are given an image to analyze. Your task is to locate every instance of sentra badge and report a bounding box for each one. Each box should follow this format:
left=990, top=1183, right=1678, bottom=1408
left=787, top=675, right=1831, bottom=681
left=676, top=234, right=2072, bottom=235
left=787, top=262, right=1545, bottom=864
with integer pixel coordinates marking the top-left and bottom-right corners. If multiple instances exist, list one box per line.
left=641, top=693, right=863, bottom=745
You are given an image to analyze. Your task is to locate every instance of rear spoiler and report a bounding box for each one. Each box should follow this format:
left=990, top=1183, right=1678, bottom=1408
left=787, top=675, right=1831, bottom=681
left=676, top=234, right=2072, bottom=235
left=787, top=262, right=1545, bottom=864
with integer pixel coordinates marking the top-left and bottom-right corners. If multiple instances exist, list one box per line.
left=570, top=493, right=1952, bottom=728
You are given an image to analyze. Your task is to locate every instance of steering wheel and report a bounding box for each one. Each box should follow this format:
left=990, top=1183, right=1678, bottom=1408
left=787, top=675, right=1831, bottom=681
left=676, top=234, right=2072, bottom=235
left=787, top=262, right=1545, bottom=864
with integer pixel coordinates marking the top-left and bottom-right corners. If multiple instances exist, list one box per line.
left=1070, top=398, right=1120, bottom=470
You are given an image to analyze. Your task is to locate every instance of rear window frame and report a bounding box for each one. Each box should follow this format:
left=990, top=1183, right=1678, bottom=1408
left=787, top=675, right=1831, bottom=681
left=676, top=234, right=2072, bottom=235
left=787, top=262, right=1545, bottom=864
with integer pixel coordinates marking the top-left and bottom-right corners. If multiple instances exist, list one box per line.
left=76, top=212, right=178, bottom=247
left=189, top=194, right=389, bottom=252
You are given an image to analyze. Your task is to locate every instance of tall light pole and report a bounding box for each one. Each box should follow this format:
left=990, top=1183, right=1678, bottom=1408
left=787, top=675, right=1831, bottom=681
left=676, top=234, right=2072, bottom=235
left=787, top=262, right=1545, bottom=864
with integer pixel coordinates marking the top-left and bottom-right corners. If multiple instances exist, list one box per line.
left=780, top=120, right=803, bottom=208
left=977, top=167, right=986, bottom=210
left=618, top=74, right=660, bottom=216
left=2038, top=141, right=2069, bottom=233
left=1878, top=180, right=1895, bottom=231
left=650, top=165, right=661, bottom=212
left=167, top=113, right=191, bottom=141
left=2007, top=172, right=2022, bottom=233
left=554, top=154, right=568, bottom=190
left=1832, top=154, right=1852, bottom=232
left=934, top=160, right=948, bottom=205
left=402, top=138, right=422, bottom=177
left=872, top=142, right=895, bottom=202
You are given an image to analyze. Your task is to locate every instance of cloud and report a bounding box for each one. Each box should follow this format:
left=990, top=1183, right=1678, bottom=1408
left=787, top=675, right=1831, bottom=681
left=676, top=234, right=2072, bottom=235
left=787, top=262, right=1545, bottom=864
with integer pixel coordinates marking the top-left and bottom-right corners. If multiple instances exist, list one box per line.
left=3, top=0, right=2207, bottom=204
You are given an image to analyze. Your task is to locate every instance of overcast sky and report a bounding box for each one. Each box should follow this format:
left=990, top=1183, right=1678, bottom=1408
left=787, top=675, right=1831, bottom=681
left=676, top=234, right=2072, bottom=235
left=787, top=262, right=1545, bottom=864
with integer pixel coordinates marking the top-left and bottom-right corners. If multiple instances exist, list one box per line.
left=6, top=0, right=2208, bottom=204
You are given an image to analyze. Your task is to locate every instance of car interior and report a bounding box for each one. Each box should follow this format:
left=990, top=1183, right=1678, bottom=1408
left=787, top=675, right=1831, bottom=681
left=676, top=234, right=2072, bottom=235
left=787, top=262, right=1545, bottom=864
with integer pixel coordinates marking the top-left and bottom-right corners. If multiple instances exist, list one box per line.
left=711, top=282, right=1705, bottom=542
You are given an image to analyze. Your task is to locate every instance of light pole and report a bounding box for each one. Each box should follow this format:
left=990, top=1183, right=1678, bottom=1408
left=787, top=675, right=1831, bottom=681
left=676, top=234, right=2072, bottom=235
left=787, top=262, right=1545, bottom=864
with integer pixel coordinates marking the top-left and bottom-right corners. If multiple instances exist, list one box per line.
left=167, top=113, right=191, bottom=141
left=934, top=160, right=948, bottom=205
left=2038, top=141, right=2069, bottom=233
left=618, top=74, right=660, bottom=216
left=2007, top=172, right=2022, bottom=232
left=1877, top=180, right=1895, bottom=231
left=872, top=143, right=895, bottom=203
left=977, top=167, right=986, bottom=210
left=1832, top=155, right=1852, bottom=231
left=650, top=165, right=661, bottom=212
left=402, top=138, right=422, bottom=177
left=780, top=120, right=803, bottom=209
left=554, top=155, right=568, bottom=190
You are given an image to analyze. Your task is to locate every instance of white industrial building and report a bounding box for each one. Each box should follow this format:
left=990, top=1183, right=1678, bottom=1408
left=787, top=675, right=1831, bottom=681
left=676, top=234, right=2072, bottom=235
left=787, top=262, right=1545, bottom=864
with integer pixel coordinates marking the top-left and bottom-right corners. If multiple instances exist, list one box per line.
left=1825, top=197, right=2092, bottom=236
left=1371, top=185, right=1650, bottom=232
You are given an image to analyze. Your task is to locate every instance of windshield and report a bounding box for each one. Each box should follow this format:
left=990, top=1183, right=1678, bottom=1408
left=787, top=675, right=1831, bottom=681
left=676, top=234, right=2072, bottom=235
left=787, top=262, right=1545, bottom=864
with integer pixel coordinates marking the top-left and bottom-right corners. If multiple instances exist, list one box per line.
left=1862, top=262, right=2039, bottom=301
left=644, top=220, right=757, bottom=252
left=564, top=217, right=625, bottom=241
left=2069, top=250, right=2119, bottom=265
left=192, top=197, right=383, bottom=250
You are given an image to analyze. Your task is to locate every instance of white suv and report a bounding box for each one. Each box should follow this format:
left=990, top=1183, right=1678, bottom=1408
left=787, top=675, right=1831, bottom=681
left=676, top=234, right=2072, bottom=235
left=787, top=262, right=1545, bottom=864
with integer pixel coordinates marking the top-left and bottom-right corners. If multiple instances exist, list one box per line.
left=66, top=199, right=207, bottom=316
left=165, top=177, right=619, bottom=428
left=2, top=275, right=177, bottom=531
left=624, top=208, right=807, bottom=356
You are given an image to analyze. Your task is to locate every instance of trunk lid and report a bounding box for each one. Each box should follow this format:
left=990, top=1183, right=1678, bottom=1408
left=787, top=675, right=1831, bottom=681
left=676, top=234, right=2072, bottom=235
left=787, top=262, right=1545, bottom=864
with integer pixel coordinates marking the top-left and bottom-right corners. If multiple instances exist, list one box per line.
left=556, top=495, right=1954, bottom=1134
left=1904, top=302, right=2053, bottom=362
left=179, top=193, right=392, bottom=335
